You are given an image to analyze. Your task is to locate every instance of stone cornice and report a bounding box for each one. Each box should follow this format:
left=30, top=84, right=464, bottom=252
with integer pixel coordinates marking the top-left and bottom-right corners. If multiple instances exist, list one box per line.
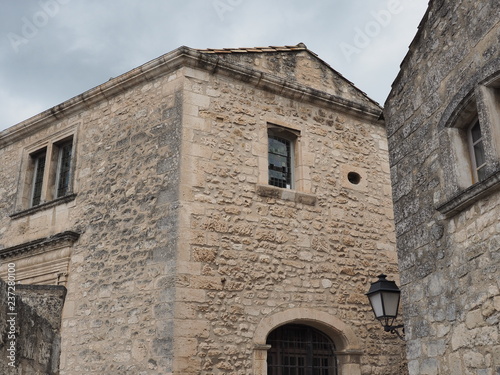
left=0, top=231, right=80, bottom=259
left=0, top=46, right=383, bottom=147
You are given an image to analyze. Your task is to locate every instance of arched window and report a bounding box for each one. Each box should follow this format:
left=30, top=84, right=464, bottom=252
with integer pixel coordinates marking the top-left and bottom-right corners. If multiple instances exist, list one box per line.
left=267, top=324, right=338, bottom=375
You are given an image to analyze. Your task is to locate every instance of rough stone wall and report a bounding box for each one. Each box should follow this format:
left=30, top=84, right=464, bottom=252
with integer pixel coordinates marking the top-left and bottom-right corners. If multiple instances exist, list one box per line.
left=0, top=69, right=184, bottom=373
left=16, top=284, right=67, bottom=335
left=385, top=1, right=500, bottom=374
left=0, top=46, right=403, bottom=375
left=0, top=279, right=65, bottom=374
left=176, top=66, right=402, bottom=374
left=213, top=49, right=377, bottom=105
left=59, top=73, right=183, bottom=374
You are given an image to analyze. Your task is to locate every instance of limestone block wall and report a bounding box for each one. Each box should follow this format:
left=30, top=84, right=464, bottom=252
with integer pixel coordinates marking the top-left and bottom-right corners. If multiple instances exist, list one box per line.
left=0, top=68, right=185, bottom=373
left=176, top=67, right=402, bottom=374
left=0, top=46, right=404, bottom=375
left=385, top=1, right=500, bottom=374
left=59, top=73, right=184, bottom=374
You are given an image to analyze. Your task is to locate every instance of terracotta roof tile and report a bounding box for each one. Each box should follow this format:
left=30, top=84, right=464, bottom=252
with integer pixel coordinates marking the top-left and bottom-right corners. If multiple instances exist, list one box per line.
left=196, top=43, right=309, bottom=54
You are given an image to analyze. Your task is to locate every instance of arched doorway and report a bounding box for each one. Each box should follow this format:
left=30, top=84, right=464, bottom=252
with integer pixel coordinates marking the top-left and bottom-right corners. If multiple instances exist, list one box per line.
left=252, top=308, right=362, bottom=375
left=267, top=324, right=338, bottom=375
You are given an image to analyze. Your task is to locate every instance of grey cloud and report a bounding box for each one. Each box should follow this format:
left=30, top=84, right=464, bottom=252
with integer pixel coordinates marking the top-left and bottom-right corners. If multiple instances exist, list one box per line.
left=0, top=0, right=427, bottom=131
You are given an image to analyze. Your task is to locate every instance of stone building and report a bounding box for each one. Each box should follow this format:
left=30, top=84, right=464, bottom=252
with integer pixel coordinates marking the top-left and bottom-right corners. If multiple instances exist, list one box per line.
left=384, top=1, right=500, bottom=374
left=0, top=44, right=402, bottom=374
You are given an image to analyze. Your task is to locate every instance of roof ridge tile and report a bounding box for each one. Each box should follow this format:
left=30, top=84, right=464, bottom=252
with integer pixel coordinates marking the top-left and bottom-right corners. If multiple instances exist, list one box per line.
left=196, top=44, right=308, bottom=54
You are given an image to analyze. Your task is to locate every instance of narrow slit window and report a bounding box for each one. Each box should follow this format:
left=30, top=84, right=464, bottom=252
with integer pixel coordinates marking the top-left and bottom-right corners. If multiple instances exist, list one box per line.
left=56, top=141, right=73, bottom=198
left=31, top=152, right=47, bottom=206
left=468, top=120, right=487, bottom=182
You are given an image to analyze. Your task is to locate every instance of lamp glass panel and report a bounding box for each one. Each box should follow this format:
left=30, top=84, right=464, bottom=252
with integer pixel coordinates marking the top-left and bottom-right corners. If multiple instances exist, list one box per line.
left=369, top=293, right=384, bottom=318
left=382, top=291, right=400, bottom=317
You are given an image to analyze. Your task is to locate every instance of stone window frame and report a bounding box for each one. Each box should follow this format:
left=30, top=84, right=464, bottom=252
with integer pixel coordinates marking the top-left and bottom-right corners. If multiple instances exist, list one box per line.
left=437, top=74, right=500, bottom=217
left=252, top=308, right=363, bottom=375
left=257, top=121, right=317, bottom=204
left=14, top=126, right=78, bottom=215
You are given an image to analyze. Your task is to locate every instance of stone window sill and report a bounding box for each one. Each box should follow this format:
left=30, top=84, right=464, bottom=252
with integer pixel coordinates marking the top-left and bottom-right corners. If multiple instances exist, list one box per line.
left=436, top=170, right=500, bottom=217
left=256, top=184, right=316, bottom=206
left=10, top=194, right=77, bottom=220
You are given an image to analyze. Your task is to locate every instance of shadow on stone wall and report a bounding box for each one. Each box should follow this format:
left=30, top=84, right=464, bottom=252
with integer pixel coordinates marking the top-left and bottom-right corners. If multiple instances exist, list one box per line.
left=0, top=278, right=66, bottom=374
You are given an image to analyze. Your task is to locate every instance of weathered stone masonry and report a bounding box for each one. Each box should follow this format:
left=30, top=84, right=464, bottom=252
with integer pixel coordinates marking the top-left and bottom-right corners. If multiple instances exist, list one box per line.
left=176, top=55, right=401, bottom=374
left=1, top=45, right=403, bottom=374
left=0, top=65, right=185, bottom=373
left=385, top=1, right=500, bottom=374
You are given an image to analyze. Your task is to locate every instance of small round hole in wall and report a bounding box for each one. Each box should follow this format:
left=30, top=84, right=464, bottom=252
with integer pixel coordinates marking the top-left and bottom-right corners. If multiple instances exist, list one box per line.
left=347, top=172, right=361, bottom=185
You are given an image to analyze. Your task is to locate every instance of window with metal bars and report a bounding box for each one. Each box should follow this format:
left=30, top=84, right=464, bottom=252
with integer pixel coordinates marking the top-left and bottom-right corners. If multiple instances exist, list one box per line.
left=267, top=324, right=338, bottom=375
left=56, top=141, right=73, bottom=198
left=25, top=136, right=74, bottom=208
left=268, top=135, right=293, bottom=189
left=31, top=151, right=47, bottom=206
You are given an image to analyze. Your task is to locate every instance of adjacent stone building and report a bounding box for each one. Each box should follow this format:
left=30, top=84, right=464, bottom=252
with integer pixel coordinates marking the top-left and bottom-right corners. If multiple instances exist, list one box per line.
left=0, top=279, right=66, bottom=374
left=0, top=44, right=402, bottom=374
left=385, top=1, right=500, bottom=374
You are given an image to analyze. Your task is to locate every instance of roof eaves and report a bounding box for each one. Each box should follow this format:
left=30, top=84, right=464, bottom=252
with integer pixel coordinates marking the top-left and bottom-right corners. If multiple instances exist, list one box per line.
left=0, top=45, right=383, bottom=146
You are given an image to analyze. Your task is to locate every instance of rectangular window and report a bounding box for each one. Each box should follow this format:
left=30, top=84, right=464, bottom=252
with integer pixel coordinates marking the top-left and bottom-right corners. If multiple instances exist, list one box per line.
left=31, top=151, right=47, bottom=206
left=268, top=135, right=293, bottom=189
left=468, top=120, right=487, bottom=182
left=437, top=82, right=500, bottom=216
left=23, top=135, right=75, bottom=209
left=56, top=140, right=73, bottom=198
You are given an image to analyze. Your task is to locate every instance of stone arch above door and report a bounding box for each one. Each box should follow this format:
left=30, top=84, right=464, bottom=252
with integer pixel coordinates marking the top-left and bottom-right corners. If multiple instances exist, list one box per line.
left=253, top=308, right=363, bottom=375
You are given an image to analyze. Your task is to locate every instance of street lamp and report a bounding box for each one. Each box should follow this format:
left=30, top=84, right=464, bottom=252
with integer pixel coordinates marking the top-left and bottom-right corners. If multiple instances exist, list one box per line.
left=366, top=274, right=404, bottom=340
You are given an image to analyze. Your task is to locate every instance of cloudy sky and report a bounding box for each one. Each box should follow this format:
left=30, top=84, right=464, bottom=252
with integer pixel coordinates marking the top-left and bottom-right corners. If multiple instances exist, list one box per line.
left=0, top=0, right=428, bottom=132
